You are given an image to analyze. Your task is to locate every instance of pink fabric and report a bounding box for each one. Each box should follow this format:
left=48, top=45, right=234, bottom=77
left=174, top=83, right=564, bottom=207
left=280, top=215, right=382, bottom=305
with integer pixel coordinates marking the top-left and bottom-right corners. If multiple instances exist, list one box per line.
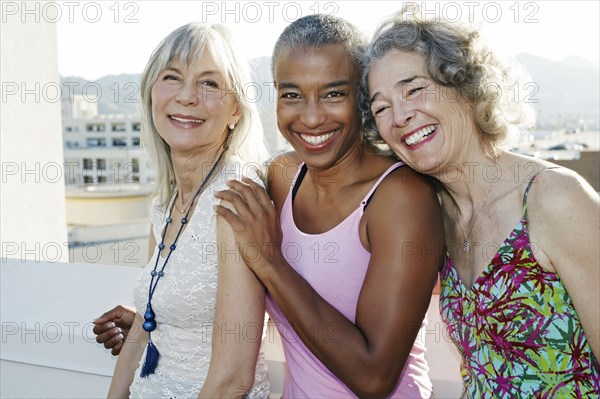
left=266, top=162, right=432, bottom=398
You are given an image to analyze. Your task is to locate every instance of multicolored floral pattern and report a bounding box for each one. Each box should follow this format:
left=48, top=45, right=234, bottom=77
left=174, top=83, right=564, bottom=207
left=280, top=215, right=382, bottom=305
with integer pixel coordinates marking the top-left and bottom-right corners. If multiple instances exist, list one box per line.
left=440, top=175, right=600, bottom=398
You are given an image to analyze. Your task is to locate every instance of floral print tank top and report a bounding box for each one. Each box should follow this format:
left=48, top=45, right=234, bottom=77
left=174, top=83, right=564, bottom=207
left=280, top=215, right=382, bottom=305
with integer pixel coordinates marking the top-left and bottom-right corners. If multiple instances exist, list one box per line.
left=440, top=169, right=600, bottom=398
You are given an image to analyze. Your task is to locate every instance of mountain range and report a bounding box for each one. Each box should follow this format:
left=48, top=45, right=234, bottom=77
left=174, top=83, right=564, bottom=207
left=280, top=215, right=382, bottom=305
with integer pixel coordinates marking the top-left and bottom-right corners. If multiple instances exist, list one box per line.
left=60, top=53, right=599, bottom=130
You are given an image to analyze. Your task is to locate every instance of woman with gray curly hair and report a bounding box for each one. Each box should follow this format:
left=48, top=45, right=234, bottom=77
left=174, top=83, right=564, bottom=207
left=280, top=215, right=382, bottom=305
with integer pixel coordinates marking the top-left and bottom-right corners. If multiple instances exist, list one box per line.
left=362, top=7, right=599, bottom=398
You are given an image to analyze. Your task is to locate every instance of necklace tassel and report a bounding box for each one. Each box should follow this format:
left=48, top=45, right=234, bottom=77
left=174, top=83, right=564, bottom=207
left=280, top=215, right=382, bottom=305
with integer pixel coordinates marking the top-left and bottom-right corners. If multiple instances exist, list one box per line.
left=140, top=151, right=224, bottom=378
left=140, top=339, right=160, bottom=377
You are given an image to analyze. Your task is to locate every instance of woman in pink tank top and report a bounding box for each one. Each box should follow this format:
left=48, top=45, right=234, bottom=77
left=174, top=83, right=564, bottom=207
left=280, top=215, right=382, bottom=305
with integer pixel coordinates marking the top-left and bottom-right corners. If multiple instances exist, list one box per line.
left=215, top=14, right=445, bottom=398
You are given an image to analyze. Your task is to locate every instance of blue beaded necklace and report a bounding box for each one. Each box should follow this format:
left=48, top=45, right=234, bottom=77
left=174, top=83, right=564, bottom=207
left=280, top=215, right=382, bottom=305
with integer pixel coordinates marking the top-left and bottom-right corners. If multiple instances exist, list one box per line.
left=140, top=151, right=225, bottom=378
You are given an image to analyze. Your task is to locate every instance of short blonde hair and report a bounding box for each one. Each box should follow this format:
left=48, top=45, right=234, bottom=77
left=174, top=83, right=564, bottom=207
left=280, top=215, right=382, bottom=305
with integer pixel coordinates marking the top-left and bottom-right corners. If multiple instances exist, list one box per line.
left=140, top=23, right=268, bottom=206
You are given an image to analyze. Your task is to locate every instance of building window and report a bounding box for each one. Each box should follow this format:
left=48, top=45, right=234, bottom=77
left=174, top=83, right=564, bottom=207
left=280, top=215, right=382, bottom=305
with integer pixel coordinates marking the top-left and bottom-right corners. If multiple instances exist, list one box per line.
left=131, top=158, right=140, bottom=173
left=83, top=176, right=96, bottom=184
left=112, top=137, right=127, bottom=147
left=132, top=122, right=141, bottom=132
left=83, top=158, right=94, bottom=169
left=98, top=176, right=108, bottom=183
left=96, top=159, right=107, bottom=170
left=86, top=123, right=106, bottom=132
left=86, top=138, right=107, bottom=147
left=112, top=123, right=127, bottom=132
left=132, top=136, right=140, bottom=147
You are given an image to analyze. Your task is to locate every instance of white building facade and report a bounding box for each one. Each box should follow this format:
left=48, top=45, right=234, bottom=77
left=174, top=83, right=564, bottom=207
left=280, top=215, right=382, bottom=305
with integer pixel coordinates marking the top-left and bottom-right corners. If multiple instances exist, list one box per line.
left=62, top=112, right=156, bottom=185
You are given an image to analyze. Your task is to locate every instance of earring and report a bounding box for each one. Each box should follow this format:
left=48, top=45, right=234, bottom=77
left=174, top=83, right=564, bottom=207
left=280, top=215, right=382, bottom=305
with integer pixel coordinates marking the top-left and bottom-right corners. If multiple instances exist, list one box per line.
left=228, top=123, right=236, bottom=130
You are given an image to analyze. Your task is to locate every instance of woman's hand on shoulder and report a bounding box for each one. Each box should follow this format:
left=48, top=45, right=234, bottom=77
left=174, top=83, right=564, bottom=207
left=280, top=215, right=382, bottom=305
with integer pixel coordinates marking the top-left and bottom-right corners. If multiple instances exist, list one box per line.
left=214, top=178, right=283, bottom=276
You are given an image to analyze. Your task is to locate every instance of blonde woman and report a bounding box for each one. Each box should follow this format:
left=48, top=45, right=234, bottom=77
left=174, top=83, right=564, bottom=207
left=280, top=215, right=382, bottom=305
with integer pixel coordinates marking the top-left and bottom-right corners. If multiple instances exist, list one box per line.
left=106, top=23, right=270, bottom=398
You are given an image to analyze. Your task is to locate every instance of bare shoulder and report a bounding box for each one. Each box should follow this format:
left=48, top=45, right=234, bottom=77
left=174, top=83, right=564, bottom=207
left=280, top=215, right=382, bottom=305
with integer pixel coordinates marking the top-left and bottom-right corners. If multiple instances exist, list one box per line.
left=365, top=165, right=442, bottom=236
left=374, top=166, right=439, bottom=207
left=526, top=165, right=599, bottom=267
left=363, top=164, right=445, bottom=266
left=527, top=165, right=598, bottom=216
left=268, top=151, right=301, bottom=182
left=267, top=151, right=302, bottom=207
left=524, top=162, right=599, bottom=287
left=269, top=151, right=302, bottom=170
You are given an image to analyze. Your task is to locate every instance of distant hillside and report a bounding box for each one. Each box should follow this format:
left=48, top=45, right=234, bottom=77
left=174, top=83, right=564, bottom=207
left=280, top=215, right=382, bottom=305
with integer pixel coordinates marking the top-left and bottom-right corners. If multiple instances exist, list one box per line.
left=61, top=53, right=600, bottom=130
left=61, top=74, right=141, bottom=116
left=59, top=58, right=274, bottom=116
left=515, top=54, right=599, bottom=129
left=249, top=56, right=275, bottom=108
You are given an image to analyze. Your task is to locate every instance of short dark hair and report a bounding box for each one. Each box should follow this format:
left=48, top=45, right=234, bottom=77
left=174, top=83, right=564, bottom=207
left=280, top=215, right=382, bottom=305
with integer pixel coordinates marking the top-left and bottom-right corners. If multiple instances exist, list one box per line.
left=271, top=14, right=366, bottom=82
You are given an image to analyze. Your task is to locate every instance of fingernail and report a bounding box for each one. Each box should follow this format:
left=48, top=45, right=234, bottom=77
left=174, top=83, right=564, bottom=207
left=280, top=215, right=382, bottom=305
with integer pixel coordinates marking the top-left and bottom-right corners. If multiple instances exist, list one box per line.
left=108, top=322, right=116, bottom=328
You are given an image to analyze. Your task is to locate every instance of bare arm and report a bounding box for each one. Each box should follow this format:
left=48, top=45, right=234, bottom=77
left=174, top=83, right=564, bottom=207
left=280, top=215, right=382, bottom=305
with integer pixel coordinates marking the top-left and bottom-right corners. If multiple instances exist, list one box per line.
left=215, top=166, right=445, bottom=398
left=107, top=313, right=147, bottom=398
left=198, top=202, right=266, bottom=398
left=529, top=168, right=600, bottom=359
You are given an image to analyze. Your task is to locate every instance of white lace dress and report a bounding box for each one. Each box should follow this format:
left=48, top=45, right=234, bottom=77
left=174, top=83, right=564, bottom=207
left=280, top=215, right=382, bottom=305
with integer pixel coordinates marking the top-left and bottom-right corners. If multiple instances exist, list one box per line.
left=129, top=158, right=270, bottom=398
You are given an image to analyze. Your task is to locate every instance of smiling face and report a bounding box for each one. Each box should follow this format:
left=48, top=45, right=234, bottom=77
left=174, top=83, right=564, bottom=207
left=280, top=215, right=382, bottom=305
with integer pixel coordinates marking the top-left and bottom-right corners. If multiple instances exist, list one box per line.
left=151, top=51, right=239, bottom=155
left=274, top=44, right=363, bottom=169
left=368, top=49, right=479, bottom=175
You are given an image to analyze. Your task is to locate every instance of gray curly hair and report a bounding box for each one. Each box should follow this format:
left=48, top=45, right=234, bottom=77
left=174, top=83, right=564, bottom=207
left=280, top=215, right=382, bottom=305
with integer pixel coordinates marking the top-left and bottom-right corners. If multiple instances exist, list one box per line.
left=360, top=5, right=536, bottom=157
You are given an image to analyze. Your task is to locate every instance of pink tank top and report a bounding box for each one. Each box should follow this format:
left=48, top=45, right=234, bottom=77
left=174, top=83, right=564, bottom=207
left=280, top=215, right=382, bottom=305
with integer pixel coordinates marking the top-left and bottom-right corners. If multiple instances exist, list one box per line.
left=266, top=162, right=433, bottom=398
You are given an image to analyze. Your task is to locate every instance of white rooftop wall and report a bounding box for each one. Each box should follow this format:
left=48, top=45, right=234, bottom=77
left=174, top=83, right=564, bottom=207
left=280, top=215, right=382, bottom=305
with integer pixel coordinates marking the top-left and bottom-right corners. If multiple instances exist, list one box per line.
left=1, top=1, right=68, bottom=261
left=0, top=259, right=461, bottom=398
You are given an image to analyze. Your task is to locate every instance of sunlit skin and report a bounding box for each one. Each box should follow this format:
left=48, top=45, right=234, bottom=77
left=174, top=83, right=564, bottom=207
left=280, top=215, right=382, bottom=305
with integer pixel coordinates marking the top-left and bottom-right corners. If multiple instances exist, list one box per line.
left=212, top=44, right=445, bottom=398
left=106, top=45, right=266, bottom=398
left=275, top=44, right=364, bottom=174
left=94, top=27, right=600, bottom=397
left=367, top=49, right=600, bottom=363
left=368, top=49, right=484, bottom=178
left=151, top=52, right=239, bottom=158
left=151, top=52, right=239, bottom=209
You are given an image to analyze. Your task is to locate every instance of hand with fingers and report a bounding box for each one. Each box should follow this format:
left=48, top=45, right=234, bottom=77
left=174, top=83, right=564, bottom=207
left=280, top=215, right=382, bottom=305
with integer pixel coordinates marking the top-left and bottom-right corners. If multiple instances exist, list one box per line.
left=214, top=177, right=284, bottom=273
left=92, top=305, right=136, bottom=356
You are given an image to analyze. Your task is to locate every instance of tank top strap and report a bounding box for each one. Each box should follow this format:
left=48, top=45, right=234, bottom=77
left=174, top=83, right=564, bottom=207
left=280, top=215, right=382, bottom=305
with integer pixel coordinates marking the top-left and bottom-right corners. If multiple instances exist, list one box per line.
left=290, top=162, right=307, bottom=202
left=360, top=161, right=405, bottom=206
left=522, top=166, right=561, bottom=219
